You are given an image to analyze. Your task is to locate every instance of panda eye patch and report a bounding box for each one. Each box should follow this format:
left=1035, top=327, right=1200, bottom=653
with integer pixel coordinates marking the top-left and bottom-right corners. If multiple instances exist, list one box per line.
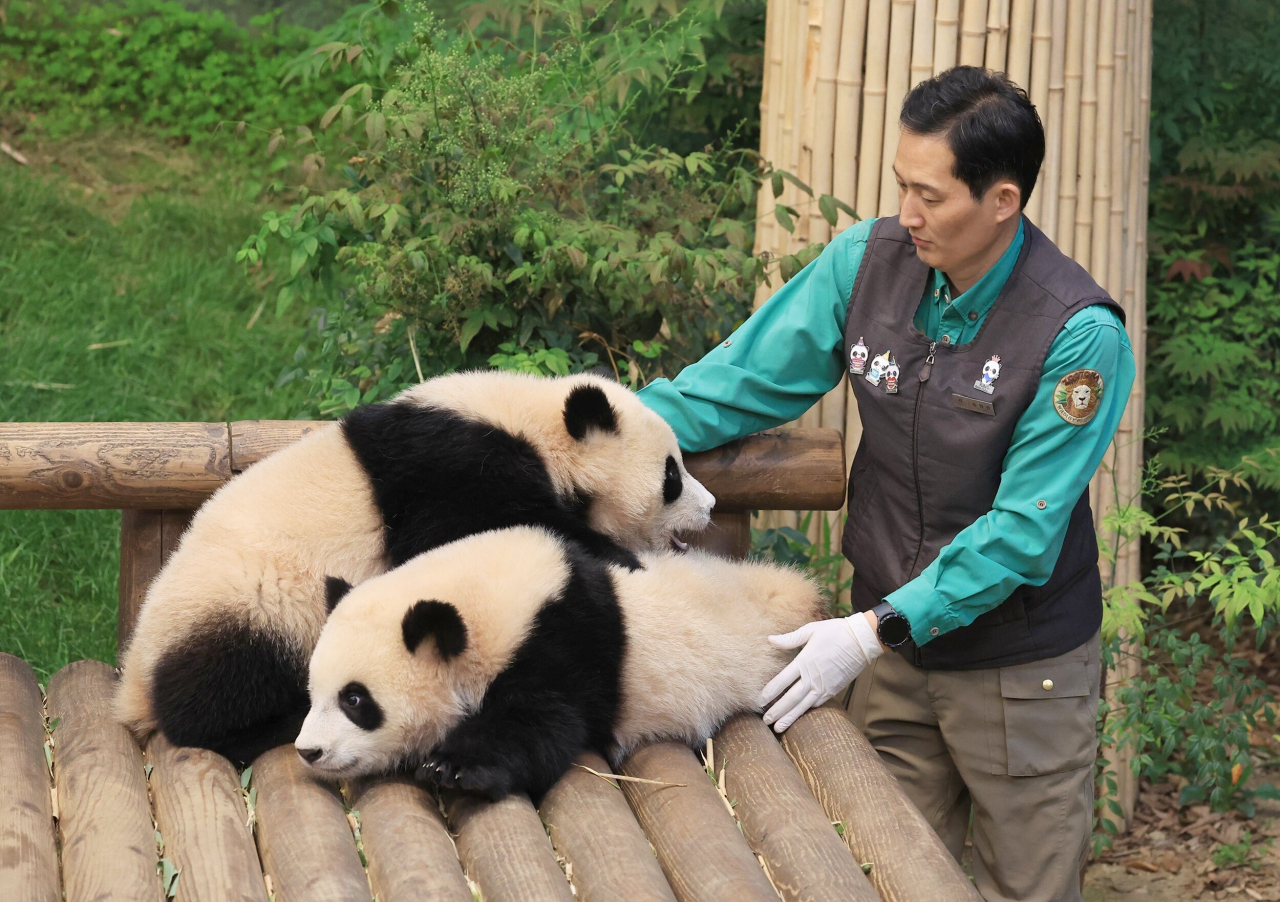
left=662, top=455, right=683, bottom=505
left=338, top=681, right=385, bottom=731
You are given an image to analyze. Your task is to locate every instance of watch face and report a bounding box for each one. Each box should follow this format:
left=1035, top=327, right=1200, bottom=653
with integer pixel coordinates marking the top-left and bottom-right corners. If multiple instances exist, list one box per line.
left=879, top=613, right=912, bottom=647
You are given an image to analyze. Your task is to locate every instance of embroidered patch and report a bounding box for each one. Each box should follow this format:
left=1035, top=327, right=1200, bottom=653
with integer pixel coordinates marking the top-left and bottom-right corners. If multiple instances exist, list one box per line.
left=1053, top=370, right=1105, bottom=425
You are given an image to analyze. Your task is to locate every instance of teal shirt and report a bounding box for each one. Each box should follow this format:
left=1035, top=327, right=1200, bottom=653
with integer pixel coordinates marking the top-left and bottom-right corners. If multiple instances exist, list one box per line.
left=638, top=217, right=1136, bottom=646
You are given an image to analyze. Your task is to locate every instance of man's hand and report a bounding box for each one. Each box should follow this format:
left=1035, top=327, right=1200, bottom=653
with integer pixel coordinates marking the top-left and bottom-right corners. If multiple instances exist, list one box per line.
left=758, top=612, right=885, bottom=732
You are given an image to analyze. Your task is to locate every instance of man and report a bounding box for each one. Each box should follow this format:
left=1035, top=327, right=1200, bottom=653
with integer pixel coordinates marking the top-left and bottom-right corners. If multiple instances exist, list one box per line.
left=637, top=67, right=1135, bottom=902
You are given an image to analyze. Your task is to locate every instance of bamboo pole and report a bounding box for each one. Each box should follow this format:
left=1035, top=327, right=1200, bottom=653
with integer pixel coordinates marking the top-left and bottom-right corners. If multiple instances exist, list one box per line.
left=810, top=0, right=847, bottom=248
left=1056, top=0, right=1085, bottom=255
left=984, top=0, right=1010, bottom=72
left=1006, top=0, right=1034, bottom=88
left=752, top=0, right=783, bottom=281
left=832, top=0, right=869, bottom=229
left=1087, top=0, right=1115, bottom=284
left=933, top=0, right=960, bottom=74
left=910, top=0, right=936, bottom=88
left=1039, top=0, right=1068, bottom=240
left=1024, top=0, right=1054, bottom=226
left=1072, top=0, right=1100, bottom=271
left=1107, top=0, right=1134, bottom=300
left=855, top=0, right=891, bottom=220
left=795, top=0, right=824, bottom=252
left=959, top=0, right=990, bottom=66
left=877, top=0, right=917, bottom=214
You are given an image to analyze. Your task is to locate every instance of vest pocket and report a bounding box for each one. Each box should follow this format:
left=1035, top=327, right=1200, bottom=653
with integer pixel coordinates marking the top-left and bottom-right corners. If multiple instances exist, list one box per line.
left=996, top=643, right=1099, bottom=777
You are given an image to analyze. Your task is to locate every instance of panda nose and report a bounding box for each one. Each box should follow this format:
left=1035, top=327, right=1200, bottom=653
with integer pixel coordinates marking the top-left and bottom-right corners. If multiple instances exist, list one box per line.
left=297, top=746, right=324, bottom=764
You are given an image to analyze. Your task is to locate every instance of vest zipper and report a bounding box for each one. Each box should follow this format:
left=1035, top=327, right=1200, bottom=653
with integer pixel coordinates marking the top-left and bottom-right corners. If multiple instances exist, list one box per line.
left=909, top=341, right=937, bottom=575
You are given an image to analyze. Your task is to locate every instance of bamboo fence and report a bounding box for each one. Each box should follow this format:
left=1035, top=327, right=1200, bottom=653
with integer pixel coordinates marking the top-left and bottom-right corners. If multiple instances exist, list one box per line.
left=753, top=0, right=1153, bottom=824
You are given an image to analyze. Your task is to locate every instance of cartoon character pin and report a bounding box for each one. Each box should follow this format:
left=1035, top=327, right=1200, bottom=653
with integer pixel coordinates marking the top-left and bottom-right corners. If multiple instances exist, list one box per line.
left=1053, top=369, right=1105, bottom=425
left=884, top=355, right=900, bottom=394
left=849, top=337, right=869, bottom=375
left=865, top=350, right=890, bottom=386
left=973, top=355, right=1002, bottom=395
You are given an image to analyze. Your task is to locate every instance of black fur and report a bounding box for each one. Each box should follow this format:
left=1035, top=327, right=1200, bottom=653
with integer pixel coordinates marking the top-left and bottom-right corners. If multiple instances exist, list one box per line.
left=342, top=400, right=641, bottom=570
left=338, top=681, right=385, bottom=731
left=325, top=576, right=353, bottom=613
left=416, top=543, right=625, bottom=804
left=662, top=455, right=683, bottom=505
left=402, top=600, right=468, bottom=660
left=151, top=621, right=309, bottom=764
left=563, top=384, right=618, bottom=440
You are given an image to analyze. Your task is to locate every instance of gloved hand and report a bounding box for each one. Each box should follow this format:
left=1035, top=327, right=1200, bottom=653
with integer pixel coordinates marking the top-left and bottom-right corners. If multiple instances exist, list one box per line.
left=759, top=613, right=885, bottom=733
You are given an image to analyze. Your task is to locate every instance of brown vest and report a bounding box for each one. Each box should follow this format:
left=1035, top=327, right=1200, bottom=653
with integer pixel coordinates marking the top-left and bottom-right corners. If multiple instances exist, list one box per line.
left=842, top=216, right=1125, bottom=670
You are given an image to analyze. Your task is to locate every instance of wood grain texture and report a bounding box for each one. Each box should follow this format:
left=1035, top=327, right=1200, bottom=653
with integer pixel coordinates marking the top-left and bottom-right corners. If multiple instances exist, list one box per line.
left=445, top=791, right=575, bottom=902
left=620, top=742, right=778, bottom=902
left=686, top=511, right=752, bottom=560
left=146, top=734, right=267, bottom=902
left=540, top=753, right=677, bottom=902
left=0, top=422, right=229, bottom=509
left=229, top=420, right=326, bottom=473
left=686, top=428, right=845, bottom=512
left=46, top=660, right=164, bottom=902
left=714, top=714, right=879, bottom=902
left=345, top=776, right=471, bottom=902
left=780, top=705, right=982, bottom=902
left=251, top=746, right=370, bottom=902
left=118, top=508, right=193, bottom=649
left=0, top=655, right=60, bottom=902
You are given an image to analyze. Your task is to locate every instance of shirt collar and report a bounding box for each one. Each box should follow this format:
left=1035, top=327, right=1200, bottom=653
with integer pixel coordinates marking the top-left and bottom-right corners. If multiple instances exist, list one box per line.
left=928, top=217, right=1025, bottom=318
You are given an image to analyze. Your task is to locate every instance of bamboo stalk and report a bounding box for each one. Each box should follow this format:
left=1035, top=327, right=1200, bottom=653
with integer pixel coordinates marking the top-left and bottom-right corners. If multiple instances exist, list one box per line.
left=910, top=0, right=937, bottom=88
left=809, top=0, right=846, bottom=248
left=1107, top=0, right=1134, bottom=298
left=1088, top=0, right=1115, bottom=284
left=774, top=0, right=801, bottom=264
left=794, top=0, right=823, bottom=252
left=1006, top=0, right=1034, bottom=88
left=1072, top=0, right=1099, bottom=271
left=832, top=0, right=870, bottom=229
left=1023, top=0, right=1054, bottom=225
left=877, top=0, right=917, bottom=214
left=933, top=0, right=960, bottom=73
left=959, top=0, right=990, bottom=65
left=1056, top=0, right=1085, bottom=255
left=855, top=0, right=891, bottom=219
left=984, top=0, right=1010, bottom=72
left=1038, top=0, right=1068, bottom=240
left=753, top=0, right=783, bottom=273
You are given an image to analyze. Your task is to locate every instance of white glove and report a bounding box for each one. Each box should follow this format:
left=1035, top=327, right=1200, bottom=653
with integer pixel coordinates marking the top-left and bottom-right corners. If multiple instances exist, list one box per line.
left=759, top=614, right=885, bottom=733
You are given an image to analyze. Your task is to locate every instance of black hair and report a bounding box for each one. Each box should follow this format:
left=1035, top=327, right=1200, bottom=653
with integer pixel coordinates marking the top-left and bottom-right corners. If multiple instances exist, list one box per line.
left=899, top=66, right=1044, bottom=208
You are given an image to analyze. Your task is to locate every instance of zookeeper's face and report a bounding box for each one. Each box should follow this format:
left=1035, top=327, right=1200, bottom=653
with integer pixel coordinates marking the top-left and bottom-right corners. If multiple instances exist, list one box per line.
left=893, top=129, right=1022, bottom=277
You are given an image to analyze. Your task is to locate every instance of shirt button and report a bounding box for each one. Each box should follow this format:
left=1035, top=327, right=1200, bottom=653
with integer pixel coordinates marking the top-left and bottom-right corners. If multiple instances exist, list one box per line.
left=968, top=311, right=978, bottom=321
left=941, top=335, right=951, bottom=345
left=1036, top=500, right=1047, bottom=510
left=929, top=627, right=940, bottom=637
left=1042, top=679, right=1054, bottom=691
left=723, top=339, right=732, bottom=347
left=934, top=288, right=940, bottom=297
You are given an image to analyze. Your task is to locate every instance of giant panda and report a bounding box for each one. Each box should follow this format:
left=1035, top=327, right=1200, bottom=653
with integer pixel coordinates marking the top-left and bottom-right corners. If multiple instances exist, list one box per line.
left=115, top=371, right=715, bottom=763
left=294, top=525, right=825, bottom=802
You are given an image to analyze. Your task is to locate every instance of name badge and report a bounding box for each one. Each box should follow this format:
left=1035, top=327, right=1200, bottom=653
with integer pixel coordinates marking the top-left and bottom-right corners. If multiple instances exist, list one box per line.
left=952, top=393, right=995, bottom=416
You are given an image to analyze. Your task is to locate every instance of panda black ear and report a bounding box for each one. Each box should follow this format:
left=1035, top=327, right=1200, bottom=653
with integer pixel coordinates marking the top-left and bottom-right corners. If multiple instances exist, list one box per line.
left=402, top=600, right=468, bottom=660
left=325, top=576, right=354, bottom=614
left=564, top=384, right=618, bottom=440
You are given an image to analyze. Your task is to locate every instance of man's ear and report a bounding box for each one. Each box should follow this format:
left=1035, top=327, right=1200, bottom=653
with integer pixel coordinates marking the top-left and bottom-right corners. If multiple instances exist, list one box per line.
left=402, top=600, right=468, bottom=660
left=325, top=576, right=353, bottom=614
left=564, top=384, right=619, bottom=440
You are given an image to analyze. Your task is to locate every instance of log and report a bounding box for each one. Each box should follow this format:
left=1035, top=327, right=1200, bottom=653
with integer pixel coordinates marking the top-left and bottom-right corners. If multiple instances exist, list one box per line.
left=540, top=753, right=676, bottom=902
left=688, top=429, right=846, bottom=511
left=621, top=741, right=778, bottom=902
left=229, top=420, right=327, bottom=472
left=118, top=508, right=193, bottom=649
left=146, top=734, right=268, bottom=902
left=0, top=422, right=230, bottom=509
left=46, top=660, right=164, bottom=902
left=345, top=776, right=471, bottom=902
left=781, top=705, right=982, bottom=902
left=686, top=510, right=752, bottom=559
left=0, top=655, right=59, bottom=902
left=445, top=791, right=575, bottom=902
left=714, top=714, right=879, bottom=902
left=252, top=746, right=370, bottom=902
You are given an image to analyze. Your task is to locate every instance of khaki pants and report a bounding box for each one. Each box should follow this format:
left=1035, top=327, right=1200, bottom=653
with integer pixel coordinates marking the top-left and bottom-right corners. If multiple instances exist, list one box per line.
left=847, top=633, right=1100, bottom=902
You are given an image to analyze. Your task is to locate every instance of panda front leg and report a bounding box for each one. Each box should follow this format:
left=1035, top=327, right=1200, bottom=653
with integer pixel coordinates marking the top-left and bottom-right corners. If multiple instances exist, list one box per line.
left=417, top=691, right=592, bottom=803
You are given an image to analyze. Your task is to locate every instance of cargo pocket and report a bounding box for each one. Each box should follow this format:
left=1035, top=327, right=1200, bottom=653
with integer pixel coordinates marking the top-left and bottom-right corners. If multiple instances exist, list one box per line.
left=998, top=651, right=1098, bottom=777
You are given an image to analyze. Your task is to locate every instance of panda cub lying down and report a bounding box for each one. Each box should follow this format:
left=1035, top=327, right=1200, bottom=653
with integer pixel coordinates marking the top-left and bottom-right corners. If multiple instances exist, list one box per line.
left=296, top=525, right=824, bottom=801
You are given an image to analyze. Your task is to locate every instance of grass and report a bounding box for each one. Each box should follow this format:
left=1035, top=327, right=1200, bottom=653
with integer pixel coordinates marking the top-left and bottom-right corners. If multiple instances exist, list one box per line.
left=0, top=133, right=314, bottom=679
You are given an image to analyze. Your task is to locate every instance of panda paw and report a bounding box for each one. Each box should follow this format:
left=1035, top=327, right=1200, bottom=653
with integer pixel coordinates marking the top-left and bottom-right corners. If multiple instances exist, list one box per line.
left=417, top=754, right=514, bottom=800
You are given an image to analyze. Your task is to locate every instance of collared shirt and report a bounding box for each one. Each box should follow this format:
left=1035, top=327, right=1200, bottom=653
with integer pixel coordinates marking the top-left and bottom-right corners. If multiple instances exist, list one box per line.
left=637, top=217, right=1136, bottom=645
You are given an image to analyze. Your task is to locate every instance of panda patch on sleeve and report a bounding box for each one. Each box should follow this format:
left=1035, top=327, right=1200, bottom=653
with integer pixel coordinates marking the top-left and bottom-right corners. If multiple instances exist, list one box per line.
left=295, top=526, right=825, bottom=803
left=114, top=371, right=715, bottom=764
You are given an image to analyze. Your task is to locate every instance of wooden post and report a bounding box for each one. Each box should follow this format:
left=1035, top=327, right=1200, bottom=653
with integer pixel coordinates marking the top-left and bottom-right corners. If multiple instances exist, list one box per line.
left=0, top=654, right=60, bottom=902
left=119, top=508, right=194, bottom=650
left=446, top=792, right=575, bottom=902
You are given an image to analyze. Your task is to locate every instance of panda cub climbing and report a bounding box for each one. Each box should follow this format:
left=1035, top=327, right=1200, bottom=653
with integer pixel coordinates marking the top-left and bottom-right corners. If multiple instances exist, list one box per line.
left=295, top=526, right=825, bottom=802
left=116, top=372, right=714, bottom=763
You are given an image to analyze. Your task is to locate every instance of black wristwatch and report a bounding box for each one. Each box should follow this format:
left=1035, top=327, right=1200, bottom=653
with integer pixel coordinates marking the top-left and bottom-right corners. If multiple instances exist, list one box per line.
left=871, top=601, right=912, bottom=648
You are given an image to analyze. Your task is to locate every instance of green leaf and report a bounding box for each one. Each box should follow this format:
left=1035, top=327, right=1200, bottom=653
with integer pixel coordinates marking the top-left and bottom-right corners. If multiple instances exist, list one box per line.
left=774, top=204, right=795, bottom=233
left=289, top=245, right=309, bottom=278
left=770, top=171, right=784, bottom=200
left=459, top=313, right=485, bottom=352
left=819, top=194, right=839, bottom=227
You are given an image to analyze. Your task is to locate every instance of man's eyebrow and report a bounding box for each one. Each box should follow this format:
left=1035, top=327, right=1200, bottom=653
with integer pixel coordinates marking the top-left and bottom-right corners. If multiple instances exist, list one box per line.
left=892, top=165, right=940, bottom=194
